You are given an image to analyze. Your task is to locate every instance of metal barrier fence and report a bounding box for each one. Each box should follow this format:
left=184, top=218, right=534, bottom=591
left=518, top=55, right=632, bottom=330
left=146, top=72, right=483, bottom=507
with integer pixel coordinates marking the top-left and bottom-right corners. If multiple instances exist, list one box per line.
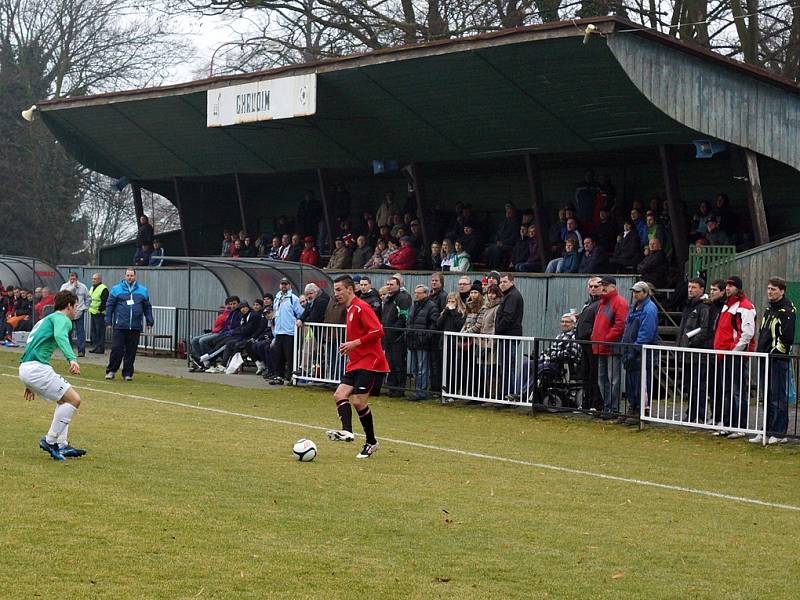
left=641, top=345, right=770, bottom=442
left=82, top=306, right=222, bottom=355
left=442, top=331, right=538, bottom=407
left=83, top=306, right=178, bottom=353
left=176, top=308, right=220, bottom=350
left=292, top=323, right=347, bottom=385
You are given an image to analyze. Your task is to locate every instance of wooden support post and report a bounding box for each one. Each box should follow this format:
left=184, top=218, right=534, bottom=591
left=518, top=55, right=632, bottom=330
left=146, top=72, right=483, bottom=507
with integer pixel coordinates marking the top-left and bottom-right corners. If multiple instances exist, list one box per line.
left=317, top=168, right=335, bottom=251
left=172, top=177, right=190, bottom=256
left=524, top=154, right=549, bottom=268
left=408, top=162, right=430, bottom=250
left=658, top=145, right=689, bottom=267
left=234, top=173, right=248, bottom=234
left=743, top=149, right=770, bottom=246
left=131, top=182, right=144, bottom=222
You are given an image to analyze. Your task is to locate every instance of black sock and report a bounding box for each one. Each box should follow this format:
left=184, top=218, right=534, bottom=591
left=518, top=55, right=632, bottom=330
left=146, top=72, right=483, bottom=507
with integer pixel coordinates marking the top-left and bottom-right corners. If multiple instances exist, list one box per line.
left=357, top=405, right=376, bottom=444
left=336, top=400, right=353, bottom=432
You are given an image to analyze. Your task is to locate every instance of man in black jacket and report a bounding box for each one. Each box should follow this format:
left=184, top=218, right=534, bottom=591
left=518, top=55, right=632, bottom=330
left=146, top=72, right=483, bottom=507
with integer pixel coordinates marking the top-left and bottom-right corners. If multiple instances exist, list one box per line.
left=576, top=277, right=603, bottom=411
left=677, top=278, right=712, bottom=422
left=496, top=273, right=524, bottom=336
left=296, top=190, right=322, bottom=238
left=637, top=238, right=670, bottom=289
left=485, top=203, right=521, bottom=269
left=206, top=303, right=262, bottom=370
left=407, top=285, right=438, bottom=400
left=298, top=284, right=328, bottom=325
left=610, top=221, right=641, bottom=272
left=497, top=273, right=524, bottom=395
left=285, top=234, right=303, bottom=262
left=381, top=276, right=412, bottom=397
left=706, top=279, right=727, bottom=423
left=752, top=277, right=796, bottom=444
left=578, top=237, right=610, bottom=275
left=428, top=272, right=448, bottom=393
left=357, top=276, right=382, bottom=318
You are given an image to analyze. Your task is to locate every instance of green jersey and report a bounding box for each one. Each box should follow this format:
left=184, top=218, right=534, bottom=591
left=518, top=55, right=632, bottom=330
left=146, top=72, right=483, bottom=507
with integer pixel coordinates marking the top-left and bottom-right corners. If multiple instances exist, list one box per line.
left=19, top=312, right=76, bottom=366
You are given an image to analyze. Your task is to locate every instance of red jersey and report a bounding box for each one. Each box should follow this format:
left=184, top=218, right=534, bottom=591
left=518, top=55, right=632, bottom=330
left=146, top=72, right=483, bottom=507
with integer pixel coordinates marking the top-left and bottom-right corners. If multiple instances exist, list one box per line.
left=345, top=296, right=389, bottom=373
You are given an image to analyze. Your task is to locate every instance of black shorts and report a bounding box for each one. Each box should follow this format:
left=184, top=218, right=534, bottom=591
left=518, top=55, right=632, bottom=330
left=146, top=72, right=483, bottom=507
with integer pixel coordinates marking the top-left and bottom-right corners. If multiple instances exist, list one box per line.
left=341, top=369, right=384, bottom=395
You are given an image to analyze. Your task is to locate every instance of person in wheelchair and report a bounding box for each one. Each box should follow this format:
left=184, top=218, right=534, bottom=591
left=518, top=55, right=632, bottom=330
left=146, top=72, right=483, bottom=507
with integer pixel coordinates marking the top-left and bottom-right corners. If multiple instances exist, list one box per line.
left=516, top=313, right=581, bottom=404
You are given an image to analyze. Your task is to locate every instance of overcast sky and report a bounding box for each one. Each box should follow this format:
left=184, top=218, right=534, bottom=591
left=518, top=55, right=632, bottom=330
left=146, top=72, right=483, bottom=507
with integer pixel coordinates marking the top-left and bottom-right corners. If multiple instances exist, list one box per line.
left=169, top=12, right=259, bottom=83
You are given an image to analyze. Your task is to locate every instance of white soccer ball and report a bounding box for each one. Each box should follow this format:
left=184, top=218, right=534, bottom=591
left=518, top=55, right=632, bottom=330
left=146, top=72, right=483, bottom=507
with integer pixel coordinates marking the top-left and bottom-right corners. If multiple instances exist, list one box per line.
left=292, top=438, right=317, bottom=462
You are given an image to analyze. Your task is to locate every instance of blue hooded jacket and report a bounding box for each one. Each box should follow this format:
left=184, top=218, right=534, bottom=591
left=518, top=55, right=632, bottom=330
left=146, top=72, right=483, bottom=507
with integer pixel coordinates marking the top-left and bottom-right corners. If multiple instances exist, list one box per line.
left=105, top=278, right=154, bottom=331
left=623, top=295, right=658, bottom=345
left=272, top=289, right=304, bottom=336
left=621, top=295, right=658, bottom=369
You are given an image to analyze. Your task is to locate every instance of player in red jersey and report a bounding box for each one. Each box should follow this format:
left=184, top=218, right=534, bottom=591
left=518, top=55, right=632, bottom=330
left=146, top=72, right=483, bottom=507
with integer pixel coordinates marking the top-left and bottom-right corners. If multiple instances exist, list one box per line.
left=326, top=275, right=389, bottom=458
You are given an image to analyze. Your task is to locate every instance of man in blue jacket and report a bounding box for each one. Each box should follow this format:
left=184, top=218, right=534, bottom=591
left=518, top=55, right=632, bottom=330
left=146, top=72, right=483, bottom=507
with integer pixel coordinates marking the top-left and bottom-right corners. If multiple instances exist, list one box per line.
left=104, top=268, right=154, bottom=381
left=620, top=281, right=658, bottom=422
left=269, top=277, right=304, bottom=385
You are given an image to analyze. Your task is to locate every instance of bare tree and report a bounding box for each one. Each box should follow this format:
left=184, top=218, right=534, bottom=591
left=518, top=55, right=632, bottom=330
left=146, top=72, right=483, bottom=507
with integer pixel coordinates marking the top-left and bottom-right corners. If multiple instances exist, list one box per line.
left=175, top=0, right=800, bottom=82
left=0, top=0, right=193, bottom=264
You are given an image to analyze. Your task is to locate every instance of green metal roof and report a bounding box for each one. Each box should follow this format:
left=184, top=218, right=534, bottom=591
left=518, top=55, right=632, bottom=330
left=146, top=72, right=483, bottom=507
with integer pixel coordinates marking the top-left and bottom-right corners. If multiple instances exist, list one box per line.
left=38, top=17, right=800, bottom=181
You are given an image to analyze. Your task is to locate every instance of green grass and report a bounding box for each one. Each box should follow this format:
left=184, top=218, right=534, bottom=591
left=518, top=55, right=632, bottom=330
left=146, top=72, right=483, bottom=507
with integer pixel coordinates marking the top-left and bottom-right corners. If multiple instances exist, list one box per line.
left=1, top=352, right=799, bottom=599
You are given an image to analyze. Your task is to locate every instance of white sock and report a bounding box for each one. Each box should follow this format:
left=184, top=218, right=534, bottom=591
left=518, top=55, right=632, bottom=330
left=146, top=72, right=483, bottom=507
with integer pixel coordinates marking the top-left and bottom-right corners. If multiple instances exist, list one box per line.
left=45, top=403, right=77, bottom=445
left=57, top=424, right=70, bottom=449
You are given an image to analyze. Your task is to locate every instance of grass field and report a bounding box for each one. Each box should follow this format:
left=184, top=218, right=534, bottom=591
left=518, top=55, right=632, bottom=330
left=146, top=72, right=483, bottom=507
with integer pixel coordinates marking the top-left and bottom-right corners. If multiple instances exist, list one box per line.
left=1, top=352, right=799, bottom=599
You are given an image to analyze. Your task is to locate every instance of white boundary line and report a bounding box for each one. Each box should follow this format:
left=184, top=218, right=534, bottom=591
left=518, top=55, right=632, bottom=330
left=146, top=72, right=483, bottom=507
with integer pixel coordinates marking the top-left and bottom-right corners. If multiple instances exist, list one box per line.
left=3, top=371, right=800, bottom=512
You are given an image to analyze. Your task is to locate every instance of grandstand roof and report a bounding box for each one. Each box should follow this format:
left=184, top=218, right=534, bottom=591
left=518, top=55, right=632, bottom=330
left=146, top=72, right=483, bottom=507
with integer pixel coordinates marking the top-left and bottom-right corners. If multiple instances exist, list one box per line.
left=36, top=16, right=800, bottom=183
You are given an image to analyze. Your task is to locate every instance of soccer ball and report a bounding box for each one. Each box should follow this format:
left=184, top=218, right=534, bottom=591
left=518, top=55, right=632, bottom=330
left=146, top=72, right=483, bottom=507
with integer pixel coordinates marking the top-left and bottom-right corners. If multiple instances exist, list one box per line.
left=292, top=438, right=317, bottom=462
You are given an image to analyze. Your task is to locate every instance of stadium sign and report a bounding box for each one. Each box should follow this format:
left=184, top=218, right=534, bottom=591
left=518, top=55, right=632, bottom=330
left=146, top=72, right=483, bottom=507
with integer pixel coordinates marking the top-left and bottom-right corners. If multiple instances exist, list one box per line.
left=207, top=73, right=316, bottom=127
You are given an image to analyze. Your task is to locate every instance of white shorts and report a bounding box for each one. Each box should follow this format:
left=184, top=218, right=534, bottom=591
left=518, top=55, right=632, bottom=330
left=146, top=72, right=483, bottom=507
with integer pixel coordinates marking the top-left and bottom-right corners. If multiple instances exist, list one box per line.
left=19, top=361, right=71, bottom=402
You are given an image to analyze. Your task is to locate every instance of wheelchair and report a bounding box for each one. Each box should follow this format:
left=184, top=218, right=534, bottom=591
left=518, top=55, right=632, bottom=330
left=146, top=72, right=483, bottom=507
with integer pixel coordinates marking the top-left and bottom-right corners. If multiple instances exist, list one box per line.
left=536, top=357, right=583, bottom=410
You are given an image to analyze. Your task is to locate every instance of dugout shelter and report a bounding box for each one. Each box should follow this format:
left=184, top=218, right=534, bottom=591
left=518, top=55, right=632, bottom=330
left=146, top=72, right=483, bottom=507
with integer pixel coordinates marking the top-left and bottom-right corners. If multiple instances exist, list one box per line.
left=0, top=255, right=65, bottom=292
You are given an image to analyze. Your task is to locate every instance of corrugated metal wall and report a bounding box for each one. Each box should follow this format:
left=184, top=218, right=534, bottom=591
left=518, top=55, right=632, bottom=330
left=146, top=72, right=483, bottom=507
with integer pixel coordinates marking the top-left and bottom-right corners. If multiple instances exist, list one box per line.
left=332, top=271, right=636, bottom=338
left=58, top=266, right=226, bottom=310
left=733, top=232, right=800, bottom=311
left=58, top=265, right=635, bottom=337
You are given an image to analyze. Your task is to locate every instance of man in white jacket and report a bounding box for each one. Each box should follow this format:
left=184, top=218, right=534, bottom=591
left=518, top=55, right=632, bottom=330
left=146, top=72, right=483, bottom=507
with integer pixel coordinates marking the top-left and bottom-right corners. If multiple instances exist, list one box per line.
left=59, top=272, right=91, bottom=357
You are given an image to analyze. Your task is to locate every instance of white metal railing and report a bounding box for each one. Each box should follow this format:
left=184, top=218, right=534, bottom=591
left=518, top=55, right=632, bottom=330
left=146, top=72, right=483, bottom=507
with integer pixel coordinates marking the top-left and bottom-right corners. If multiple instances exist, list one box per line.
left=442, top=331, right=539, bottom=406
left=84, top=305, right=177, bottom=352
left=292, top=322, right=347, bottom=384
left=641, top=345, right=769, bottom=444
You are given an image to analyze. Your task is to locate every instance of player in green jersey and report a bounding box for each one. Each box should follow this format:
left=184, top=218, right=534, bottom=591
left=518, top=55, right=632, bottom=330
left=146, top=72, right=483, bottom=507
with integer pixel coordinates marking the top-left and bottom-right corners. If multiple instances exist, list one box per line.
left=19, top=291, right=85, bottom=460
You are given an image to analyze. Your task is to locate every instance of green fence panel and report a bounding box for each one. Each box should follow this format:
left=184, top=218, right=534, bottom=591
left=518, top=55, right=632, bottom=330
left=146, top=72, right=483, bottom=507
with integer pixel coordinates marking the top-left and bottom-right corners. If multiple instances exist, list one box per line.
left=687, top=245, right=736, bottom=285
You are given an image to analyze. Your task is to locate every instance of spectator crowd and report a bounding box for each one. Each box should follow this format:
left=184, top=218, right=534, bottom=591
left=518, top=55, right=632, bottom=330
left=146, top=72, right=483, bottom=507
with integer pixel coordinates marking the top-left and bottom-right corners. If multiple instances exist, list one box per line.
left=184, top=265, right=795, bottom=445
left=208, top=172, right=750, bottom=299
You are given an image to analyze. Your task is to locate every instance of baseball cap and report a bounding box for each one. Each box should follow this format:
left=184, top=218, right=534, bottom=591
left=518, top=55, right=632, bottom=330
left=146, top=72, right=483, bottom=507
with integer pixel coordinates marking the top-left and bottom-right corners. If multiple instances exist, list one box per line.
left=400, top=235, right=412, bottom=242
left=600, top=276, right=616, bottom=286
left=630, top=281, right=650, bottom=293
left=726, top=275, right=743, bottom=290
left=504, top=202, right=515, bottom=209
left=280, top=277, right=290, bottom=284
left=303, top=235, right=314, bottom=243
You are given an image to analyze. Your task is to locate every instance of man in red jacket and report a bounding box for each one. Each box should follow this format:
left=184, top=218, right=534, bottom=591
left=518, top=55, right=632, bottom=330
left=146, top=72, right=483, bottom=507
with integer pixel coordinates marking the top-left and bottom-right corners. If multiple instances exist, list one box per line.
left=326, top=275, right=389, bottom=459
left=299, top=236, right=321, bottom=266
left=712, top=275, right=756, bottom=437
left=387, top=236, right=417, bottom=271
left=590, top=276, right=629, bottom=417
left=35, top=287, right=55, bottom=320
